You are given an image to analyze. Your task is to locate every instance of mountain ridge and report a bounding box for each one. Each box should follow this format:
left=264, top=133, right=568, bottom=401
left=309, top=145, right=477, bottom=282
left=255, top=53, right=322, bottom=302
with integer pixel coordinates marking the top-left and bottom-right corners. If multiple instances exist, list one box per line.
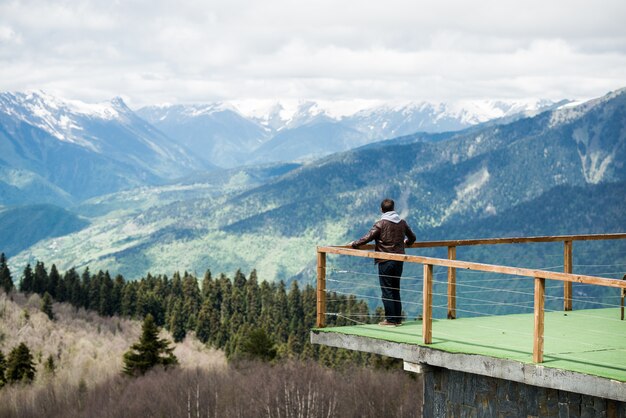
left=138, top=97, right=563, bottom=167
left=0, top=91, right=210, bottom=204
left=7, top=88, right=625, bottom=281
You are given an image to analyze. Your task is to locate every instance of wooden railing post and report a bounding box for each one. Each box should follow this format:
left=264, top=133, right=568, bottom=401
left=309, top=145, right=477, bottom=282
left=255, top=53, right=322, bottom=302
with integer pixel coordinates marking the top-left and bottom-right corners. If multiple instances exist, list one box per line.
left=447, top=246, right=457, bottom=319
left=423, top=264, right=433, bottom=344
left=619, top=274, right=626, bottom=321
left=533, top=277, right=545, bottom=363
left=564, top=240, right=573, bottom=311
left=316, top=250, right=327, bottom=328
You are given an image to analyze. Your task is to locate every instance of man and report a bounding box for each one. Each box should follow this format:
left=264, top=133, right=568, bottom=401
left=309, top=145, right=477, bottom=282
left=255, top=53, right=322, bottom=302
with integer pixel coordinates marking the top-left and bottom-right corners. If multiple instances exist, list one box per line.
left=350, top=198, right=416, bottom=326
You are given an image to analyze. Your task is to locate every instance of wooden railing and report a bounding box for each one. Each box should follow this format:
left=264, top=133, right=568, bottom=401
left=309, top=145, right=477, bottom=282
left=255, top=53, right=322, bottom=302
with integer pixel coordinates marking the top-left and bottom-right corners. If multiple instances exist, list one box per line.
left=316, top=233, right=626, bottom=363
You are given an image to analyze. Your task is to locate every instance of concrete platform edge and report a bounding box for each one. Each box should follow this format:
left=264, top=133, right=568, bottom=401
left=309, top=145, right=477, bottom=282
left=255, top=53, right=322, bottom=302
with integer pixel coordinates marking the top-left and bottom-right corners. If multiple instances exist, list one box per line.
left=311, top=330, right=626, bottom=403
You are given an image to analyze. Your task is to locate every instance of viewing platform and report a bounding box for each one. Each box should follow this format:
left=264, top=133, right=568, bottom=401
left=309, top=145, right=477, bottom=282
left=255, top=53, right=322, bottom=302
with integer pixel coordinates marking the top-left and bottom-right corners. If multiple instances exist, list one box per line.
left=311, top=234, right=626, bottom=416
left=312, top=308, right=626, bottom=402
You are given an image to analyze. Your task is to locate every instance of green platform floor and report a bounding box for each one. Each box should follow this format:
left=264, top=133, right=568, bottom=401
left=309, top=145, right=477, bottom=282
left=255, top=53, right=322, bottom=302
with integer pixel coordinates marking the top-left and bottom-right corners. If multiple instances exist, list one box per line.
left=316, top=308, right=626, bottom=382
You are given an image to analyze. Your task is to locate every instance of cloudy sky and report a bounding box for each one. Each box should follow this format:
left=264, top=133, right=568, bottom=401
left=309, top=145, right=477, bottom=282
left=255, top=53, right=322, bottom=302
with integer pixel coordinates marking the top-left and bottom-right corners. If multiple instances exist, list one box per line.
left=1, top=0, right=626, bottom=110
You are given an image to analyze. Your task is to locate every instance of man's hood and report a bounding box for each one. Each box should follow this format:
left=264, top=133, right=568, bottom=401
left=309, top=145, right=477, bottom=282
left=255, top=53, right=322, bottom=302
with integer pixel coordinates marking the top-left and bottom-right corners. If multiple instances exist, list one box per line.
left=380, top=211, right=401, bottom=223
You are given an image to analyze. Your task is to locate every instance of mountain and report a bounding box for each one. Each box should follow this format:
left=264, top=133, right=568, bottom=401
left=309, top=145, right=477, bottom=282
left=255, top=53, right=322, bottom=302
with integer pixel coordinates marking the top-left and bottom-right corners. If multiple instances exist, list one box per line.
left=136, top=103, right=270, bottom=168
left=0, top=91, right=208, bottom=204
left=9, top=88, right=625, bottom=282
left=138, top=99, right=561, bottom=167
left=428, top=180, right=626, bottom=241
left=248, top=120, right=365, bottom=164
left=224, top=89, right=626, bottom=237
left=0, top=166, right=75, bottom=207
left=0, top=204, right=89, bottom=256
left=343, top=99, right=567, bottom=140
left=75, top=162, right=302, bottom=218
left=272, top=101, right=333, bottom=129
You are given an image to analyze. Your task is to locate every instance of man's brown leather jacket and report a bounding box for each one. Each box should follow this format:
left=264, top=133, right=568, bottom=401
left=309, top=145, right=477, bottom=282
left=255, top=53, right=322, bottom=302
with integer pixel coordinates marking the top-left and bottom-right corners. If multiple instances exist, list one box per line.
left=351, top=217, right=416, bottom=262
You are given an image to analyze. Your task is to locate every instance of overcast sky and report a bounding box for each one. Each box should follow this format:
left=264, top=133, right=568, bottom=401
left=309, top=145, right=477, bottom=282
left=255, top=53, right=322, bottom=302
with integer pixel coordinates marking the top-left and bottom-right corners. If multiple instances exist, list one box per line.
left=1, top=0, right=626, bottom=110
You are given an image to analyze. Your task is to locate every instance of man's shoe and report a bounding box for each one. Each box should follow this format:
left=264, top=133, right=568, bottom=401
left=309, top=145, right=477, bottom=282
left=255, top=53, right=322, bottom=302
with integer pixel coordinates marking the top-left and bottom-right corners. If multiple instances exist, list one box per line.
left=378, top=320, right=399, bottom=327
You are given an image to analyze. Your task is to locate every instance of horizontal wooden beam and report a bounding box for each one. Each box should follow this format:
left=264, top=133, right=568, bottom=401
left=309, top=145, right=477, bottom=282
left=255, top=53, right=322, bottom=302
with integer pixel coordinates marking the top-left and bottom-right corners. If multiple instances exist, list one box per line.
left=317, top=246, right=626, bottom=289
left=336, top=233, right=626, bottom=250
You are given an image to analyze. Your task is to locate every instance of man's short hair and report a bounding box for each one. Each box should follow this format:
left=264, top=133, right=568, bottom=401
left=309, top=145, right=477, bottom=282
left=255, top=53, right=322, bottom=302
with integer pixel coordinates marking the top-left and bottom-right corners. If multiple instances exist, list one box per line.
left=381, top=198, right=394, bottom=212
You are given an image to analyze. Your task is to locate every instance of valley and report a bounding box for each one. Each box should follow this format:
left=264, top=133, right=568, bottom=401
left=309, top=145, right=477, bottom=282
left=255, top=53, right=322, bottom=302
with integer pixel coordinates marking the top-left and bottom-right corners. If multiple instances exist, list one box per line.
left=1, top=89, right=625, bottom=300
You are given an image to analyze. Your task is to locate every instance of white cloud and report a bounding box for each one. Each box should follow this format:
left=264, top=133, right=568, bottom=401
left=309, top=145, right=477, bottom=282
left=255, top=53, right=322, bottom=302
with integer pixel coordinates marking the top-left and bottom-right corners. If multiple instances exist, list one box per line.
left=0, top=0, right=625, bottom=107
left=0, top=25, right=20, bottom=44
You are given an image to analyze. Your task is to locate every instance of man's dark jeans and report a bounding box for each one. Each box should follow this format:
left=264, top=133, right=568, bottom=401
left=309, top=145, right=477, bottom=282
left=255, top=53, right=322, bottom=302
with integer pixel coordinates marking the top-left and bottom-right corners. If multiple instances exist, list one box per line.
left=378, top=260, right=403, bottom=323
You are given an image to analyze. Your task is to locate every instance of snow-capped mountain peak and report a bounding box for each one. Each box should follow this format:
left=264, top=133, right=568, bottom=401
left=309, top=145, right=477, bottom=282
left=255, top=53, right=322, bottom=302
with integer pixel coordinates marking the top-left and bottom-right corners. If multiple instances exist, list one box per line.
left=342, top=98, right=563, bottom=139
left=186, top=102, right=239, bottom=117
left=0, top=90, right=130, bottom=148
left=13, top=90, right=124, bottom=119
left=280, top=101, right=331, bottom=129
left=0, top=90, right=207, bottom=201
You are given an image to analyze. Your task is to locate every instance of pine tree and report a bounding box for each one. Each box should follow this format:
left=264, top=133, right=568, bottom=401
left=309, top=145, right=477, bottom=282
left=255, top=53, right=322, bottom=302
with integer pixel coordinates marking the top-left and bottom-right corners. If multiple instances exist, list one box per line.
left=55, top=270, right=67, bottom=303
left=121, top=281, right=137, bottom=317
left=245, top=270, right=261, bottom=324
left=63, top=268, right=80, bottom=307
left=6, top=343, right=36, bottom=384
left=122, top=314, right=178, bottom=376
left=168, top=300, right=187, bottom=343
left=258, top=281, right=274, bottom=338
left=170, top=272, right=183, bottom=299
left=286, top=282, right=306, bottom=357
left=181, top=273, right=200, bottom=330
left=41, top=292, right=55, bottom=320
left=47, top=264, right=60, bottom=298
left=88, top=271, right=102, bottom=311
left=33, top=261, right=48, bottom=295
left=302, top=284, right=317, bottom=329
left=98, top=271, right=113, bottom=316
left=237, top=328, right=276, bottom=362
left=152, top=274, right=169, bottom=300
left=80, top=267, right=91, bottom=309
left=136, top=288, right=165, bottom=326
left=19, top=263, right=34, bottom=293
left=217, top=274, right=233, bottom=348
left=271, top=281, right=290, bottom=344
left=205, top=278, right=222, bottom=347
left=112, top=274, right=125, bottom=315
left=195, top=299, right=213, bottom=344
left=287, top=281, right=304, bottom=337
left=0, top=253, right=13, bottom=293
left=201, top=269, right=212, bottom=299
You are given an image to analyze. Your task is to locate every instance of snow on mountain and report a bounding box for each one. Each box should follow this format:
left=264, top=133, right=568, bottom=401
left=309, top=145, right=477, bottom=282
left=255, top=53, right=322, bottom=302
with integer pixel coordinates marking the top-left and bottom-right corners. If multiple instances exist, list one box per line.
left=141, top=102, right=241, bottom=121
left=260, top=103, right=290, bottom=131
left=279, top=101, right=332, bottom=129
left=549, top=87, right=626, bottom=129
left=235, top=98, right=560, bottom=131
left=136, top=103, right=271, bottom=168
left=1, top=90, right=565, bottom=174
left=0, top=90, right=207, bottom=168
left=0, top=90, right=208, bottom=202
left=343, top=99, right=562, bottom=140
left=139, top=96, right=564, bottom=167
left=0, top=90, right=126, bottom=151
left=234, top=100, right=333, bottom=131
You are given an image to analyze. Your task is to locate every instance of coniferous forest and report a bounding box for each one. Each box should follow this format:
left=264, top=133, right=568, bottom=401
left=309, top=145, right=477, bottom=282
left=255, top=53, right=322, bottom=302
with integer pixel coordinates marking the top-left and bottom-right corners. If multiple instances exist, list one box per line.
left=3, top=253, right=394, bottom=367
left=0, top=253, right=423, bottom=417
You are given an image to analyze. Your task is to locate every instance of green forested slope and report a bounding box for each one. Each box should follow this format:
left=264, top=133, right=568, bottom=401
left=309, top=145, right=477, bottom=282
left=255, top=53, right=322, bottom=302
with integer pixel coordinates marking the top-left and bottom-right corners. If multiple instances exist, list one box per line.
left=0, top=205, right=88, bottom=256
